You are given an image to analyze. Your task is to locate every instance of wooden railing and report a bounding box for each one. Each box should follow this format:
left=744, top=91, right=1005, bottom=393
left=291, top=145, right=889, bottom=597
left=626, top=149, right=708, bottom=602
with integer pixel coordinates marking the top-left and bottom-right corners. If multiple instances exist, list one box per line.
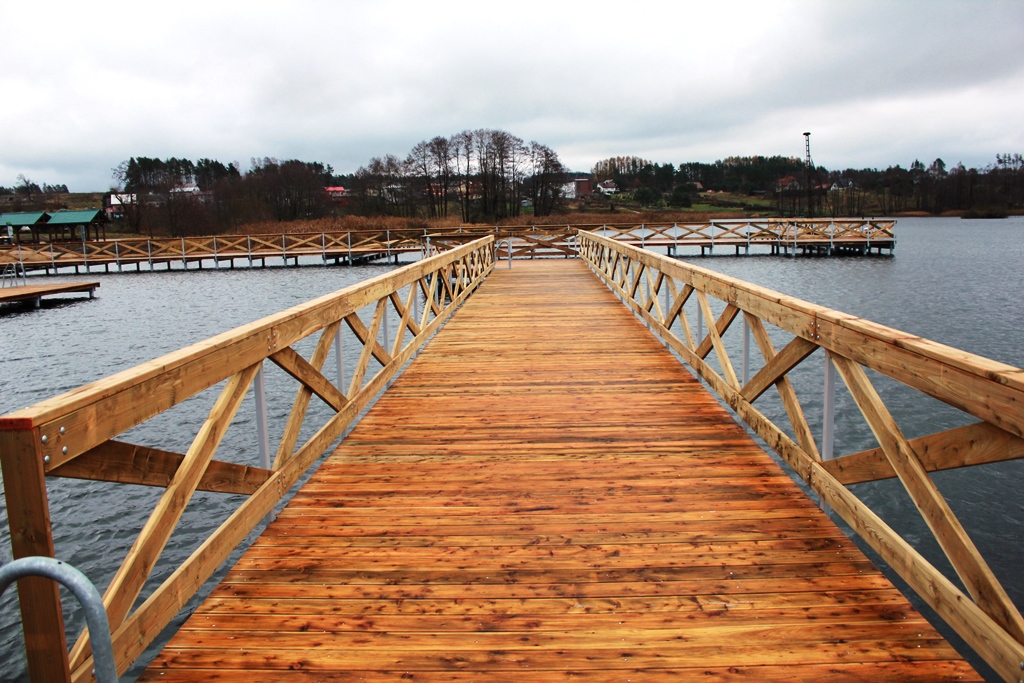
left=427, top=226, right=577, bottom=259
left=0, top=236, right=495, bottom=682
left=0, top=229, right=430, bottom=272
left=428, top=219, right=893, bottom=260
left=0, top=220, right=897, bottom=274
left=578, top=231, right=1024, bottom=681
left=588, top=218, right=895, bottom=252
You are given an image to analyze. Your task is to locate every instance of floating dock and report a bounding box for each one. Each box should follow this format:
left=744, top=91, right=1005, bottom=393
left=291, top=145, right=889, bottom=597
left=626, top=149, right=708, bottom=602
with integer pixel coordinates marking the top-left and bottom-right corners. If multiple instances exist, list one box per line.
left=0, top=282, right=99, bottom=307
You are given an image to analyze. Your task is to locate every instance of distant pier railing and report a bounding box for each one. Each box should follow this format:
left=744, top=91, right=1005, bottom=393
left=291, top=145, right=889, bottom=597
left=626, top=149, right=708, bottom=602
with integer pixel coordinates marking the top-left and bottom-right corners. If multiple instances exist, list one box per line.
left=0, top=229, right=430, bottom=274
left=578, top=231, right=1023, bottom=682
left=590, top=218, right=896, bottom=255
left=429, top=219, right=895, bottom=258
left=0, top=219, right=896, bottom=276
left=0, top=237, right=494, bottom=682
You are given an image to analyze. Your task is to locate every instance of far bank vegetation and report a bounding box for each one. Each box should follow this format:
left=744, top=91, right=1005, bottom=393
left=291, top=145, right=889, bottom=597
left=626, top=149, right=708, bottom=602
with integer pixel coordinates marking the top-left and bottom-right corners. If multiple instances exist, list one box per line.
left=6, top=137, right=1023, bottom=238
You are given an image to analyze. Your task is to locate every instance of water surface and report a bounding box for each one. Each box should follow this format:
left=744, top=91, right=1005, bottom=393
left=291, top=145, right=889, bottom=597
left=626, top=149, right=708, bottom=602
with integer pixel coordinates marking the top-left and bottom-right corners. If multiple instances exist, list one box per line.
left=2, top=218, right=1022, bottom=681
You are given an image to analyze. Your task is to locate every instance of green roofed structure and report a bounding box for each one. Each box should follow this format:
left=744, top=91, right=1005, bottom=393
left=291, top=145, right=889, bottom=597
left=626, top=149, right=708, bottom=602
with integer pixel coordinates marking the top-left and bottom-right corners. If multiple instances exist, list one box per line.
left=44, top=209, right=106, bottom=242
left=0, top=212, right=50, bottom=243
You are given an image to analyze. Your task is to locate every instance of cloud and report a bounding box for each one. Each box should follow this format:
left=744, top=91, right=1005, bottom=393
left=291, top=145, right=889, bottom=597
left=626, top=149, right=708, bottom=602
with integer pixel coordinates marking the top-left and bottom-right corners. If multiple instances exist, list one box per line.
left=1, top=0, right=1022, bottom=190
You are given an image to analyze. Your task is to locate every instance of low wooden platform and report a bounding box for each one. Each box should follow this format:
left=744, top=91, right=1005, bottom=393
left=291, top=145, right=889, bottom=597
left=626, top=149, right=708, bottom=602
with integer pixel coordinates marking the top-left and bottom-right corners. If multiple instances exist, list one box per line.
left=0, top=281, right=99, bottom=306
left=140, top=260, right=979, bottom=681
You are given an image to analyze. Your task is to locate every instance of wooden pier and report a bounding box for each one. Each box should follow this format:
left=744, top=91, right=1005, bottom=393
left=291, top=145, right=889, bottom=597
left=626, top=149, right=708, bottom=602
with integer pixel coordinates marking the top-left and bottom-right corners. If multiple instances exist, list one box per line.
left=0, top=230, right=422, bottom=275
left=0, top=220, right=895, bottom=277
left=138, top=260, right=977, bottom=681
left=2, top=234, right=1023, bottom=682
left=0, top=281, right=99, bottom=307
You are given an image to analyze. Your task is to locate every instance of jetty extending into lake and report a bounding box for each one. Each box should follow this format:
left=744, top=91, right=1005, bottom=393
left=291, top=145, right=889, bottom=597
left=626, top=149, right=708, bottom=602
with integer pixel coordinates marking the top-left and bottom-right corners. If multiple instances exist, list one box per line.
left=3, top=230, right=1022, bottom=682
left=0, top=219, right=895, bottom=276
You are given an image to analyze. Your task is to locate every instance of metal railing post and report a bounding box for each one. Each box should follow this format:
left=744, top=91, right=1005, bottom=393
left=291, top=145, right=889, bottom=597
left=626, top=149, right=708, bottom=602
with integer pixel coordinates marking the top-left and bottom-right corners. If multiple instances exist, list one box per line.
left=213, top=236, right=219, bottom=268
left=742, top=316, right=750, bottom=385
left=662, top=277, right=669, bottom=324
left=414, top=283, right=421, bottom=324
left=821, top=353, right=837, bottom=514
left=247, top=235, right=253, bottom=267
left=335, top=325, right=345, bottom=392
left=254, top=363, right=271, bottom=472
left=253, top=363, right=273, bottom=523
left=822, top=353, right=836, bottom=459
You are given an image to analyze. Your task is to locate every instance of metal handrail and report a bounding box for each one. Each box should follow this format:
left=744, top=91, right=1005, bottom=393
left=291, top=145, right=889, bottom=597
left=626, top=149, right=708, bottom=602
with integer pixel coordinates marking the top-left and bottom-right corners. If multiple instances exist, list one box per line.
left=495, top=238, right=513, bottom=269
left=0, top=557, right=117, bottom=683
left=2, top=262, right=28, bottom=287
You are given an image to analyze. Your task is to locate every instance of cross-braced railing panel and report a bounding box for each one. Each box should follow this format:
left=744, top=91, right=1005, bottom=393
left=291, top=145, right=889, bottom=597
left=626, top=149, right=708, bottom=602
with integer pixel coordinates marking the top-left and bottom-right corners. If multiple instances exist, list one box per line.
left=0, top=237, right=495, bottom=683
left=579, top=231, right=1024, bottom=682
left=587, top=219, right=896, bottom=247
left=0, top=230, right=432, bottom=271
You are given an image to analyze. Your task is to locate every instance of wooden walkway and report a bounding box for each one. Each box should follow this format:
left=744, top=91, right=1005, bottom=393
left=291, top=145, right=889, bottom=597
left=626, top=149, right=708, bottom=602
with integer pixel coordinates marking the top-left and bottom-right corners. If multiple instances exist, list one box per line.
left=139, top=259, right=979, bottom=682
left=0, top=281, right=99, bottom=306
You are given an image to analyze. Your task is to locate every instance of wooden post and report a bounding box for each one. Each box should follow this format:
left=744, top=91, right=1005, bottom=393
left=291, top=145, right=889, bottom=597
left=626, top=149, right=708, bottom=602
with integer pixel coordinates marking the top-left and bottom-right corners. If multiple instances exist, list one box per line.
left=0, top=429, right=72, bottom=682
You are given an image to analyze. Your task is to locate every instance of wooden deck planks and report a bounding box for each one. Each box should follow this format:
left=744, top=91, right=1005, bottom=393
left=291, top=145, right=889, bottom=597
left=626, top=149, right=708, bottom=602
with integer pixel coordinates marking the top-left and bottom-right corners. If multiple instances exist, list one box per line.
left=139, top=259, right=980, bottom=682
left=0, top=281, right=98, bottom=304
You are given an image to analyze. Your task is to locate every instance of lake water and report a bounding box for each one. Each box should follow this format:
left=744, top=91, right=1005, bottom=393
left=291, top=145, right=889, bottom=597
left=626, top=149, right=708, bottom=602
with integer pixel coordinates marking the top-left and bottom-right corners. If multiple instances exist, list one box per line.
left=1, top=216, right=1022, bottom=681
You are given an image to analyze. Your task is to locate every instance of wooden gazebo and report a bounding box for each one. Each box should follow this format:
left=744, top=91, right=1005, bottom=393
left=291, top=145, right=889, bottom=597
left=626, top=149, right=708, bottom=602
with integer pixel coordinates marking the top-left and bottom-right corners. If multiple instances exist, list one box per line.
left=44, top=209, right=107, bottom=242
left=0, top=211, right=50, bottom=243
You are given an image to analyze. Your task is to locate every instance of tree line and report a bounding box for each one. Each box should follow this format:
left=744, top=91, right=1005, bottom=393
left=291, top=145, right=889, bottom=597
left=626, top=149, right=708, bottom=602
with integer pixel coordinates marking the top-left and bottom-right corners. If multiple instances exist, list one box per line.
left=111, top=156, right=337, bottom=236
left=106, top=129, right=569, bottom=236
left=590, top=153, right=1024, bottom=217
left=0, top=174, right=70, bottom=198
left=343, top=129, right=569, bottom=222
left=9, top=142, right=1021, bottom=238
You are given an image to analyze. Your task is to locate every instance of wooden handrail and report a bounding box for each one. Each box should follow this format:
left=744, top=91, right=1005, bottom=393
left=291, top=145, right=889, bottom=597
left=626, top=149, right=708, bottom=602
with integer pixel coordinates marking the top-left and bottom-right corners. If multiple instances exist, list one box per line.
left=0, top=220, right=896, bottom=270
left=577, top=231, right=1024, bottom=682
left=0, top=236, right=495, bottom=682
left=0, top=228, right=432, bottom=269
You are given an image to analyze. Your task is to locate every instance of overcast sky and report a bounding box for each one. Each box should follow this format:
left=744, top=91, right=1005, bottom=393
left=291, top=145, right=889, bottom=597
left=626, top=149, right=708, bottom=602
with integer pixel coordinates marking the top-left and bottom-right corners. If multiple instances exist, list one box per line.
left=2, top=0, right=1022, bottom=191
